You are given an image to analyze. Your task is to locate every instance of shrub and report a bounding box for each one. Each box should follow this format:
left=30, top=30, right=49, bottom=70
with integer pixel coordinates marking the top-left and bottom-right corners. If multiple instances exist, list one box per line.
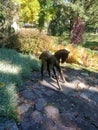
left=7, top=28, right=54, bottom=55
left=66, top=44, right=98, bottom=71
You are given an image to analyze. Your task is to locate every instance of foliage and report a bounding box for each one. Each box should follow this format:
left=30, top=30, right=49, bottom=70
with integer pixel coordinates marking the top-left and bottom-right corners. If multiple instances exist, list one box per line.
left=0, top=0, right=16, bottom=47
left=38, top=0, right=69, bottom=35
left=9, top=0, right=98, bottom=38
left=38, top=0, right=55, bottom=30
left=71, top=17, right=85, bottom=44
left=83, top=33, right=98, bottom=50
left=61, top=0, right=98, bottom=30
left=7, top=28, right=55, bottom=54
left=14, top=0, right=40, bottom=23
left=65, top=44, right=98, bottom=71
left=37, top=0, right=98, bottom=37
left=0, top=48, right=40, bottom=120
left=0, top=83, right=18, bottom=120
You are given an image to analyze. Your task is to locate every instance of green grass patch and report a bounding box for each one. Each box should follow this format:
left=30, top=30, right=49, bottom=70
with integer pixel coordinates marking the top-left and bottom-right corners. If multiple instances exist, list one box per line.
left=83, top=41, right=98, bottom=49
left=0, top=83, right=18, bottom=121
left=66, top=63, right=98, bottom=73
left=0, top=48, right=41, bottom=121
left=83, top=33, right=98, bottom=50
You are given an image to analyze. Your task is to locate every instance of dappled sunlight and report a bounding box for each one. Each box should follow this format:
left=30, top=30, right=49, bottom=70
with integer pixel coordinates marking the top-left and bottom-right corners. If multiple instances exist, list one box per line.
left=38, top=66, right=98, bottom=108
left=0, top=61, right=21, bottom=75
left=30, top=70, right=98, bottom=130
left=0, top=48, right=35, bottom=120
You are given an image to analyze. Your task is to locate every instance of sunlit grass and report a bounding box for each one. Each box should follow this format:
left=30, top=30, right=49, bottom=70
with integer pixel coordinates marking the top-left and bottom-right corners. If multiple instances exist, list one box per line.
left=0, top=48, right=35, bottom=84
left=0, top=48, right=40, bottom=121
left=0, top=83, right=18, bottom=121
left=0, top=61, right=20, bottom=74
left=83, top=33, right=98, bottom=50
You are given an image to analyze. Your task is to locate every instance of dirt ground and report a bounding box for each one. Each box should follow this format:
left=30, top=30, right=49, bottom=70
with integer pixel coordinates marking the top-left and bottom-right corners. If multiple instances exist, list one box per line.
left=16, top=66, right=98, bottom=130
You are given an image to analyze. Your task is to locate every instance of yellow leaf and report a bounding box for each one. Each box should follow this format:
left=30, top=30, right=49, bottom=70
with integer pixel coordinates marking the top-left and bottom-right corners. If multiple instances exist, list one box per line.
left=0, top=82, right=6, bottom=88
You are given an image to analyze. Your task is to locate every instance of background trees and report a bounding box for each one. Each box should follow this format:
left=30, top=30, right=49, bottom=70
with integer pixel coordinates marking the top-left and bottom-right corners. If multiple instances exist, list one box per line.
left=15, top=0, right=40, bottom=23
left=0, top=0, right=16, bottom=47
left=48, top=0, right=98, bottom=36
left=38, top=0, right=98, bottom=37
left=12, top=0, right=98, bottom=35
left=0, top=0, right=98, bottom=44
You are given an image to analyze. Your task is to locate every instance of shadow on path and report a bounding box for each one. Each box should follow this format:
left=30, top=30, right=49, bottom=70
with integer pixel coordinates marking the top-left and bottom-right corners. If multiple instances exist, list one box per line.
left=18, top=67, right=98, bottom=130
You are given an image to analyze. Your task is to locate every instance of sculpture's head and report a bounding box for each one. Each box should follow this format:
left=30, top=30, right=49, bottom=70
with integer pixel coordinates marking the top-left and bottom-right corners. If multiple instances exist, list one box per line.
left=54, top=49, right=70, bottom=64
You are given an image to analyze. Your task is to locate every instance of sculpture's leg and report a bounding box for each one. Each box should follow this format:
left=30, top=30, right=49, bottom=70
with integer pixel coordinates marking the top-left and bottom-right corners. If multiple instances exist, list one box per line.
left=52, top=67, right=62, bottom=90
left=47, top=62, right=51, bottom=77
left=41, top=61, right=44, bottom=80
left=56, top=64, right=65, bottom=83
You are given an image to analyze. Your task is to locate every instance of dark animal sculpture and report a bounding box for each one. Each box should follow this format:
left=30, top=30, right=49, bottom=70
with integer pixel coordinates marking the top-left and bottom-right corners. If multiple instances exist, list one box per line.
left=54, top=49, right=70, bottom=64
left=39, top=49, right=70, bottom=90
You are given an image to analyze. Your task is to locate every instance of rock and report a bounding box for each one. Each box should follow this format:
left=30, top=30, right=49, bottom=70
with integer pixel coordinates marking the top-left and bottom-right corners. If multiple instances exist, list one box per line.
left=33, top=89, right=43, bottom=98
left=17, top=103, right=31, bottom=115
left=44, top=106, right=60, bottom=121
left=81, top=72, right=89, bottom=76
left=35, top=98, right=47, bottom=111
left=89, top=87, right=98, bottom=92
left=31, top=110, right=43, bottom=123
left=80, top=92, right=92, bottom=102
left=0, top=119, right=18, bottom=130
left=21, top=89, right=36, bottom=101
left=21, top=118, right=44, bottom=130
left=43, top=117, right=77, bottom=130
left=77, top=82, right=88, bottom=89
left=94, top=79, right=98, bottom=86
left=45, top=90, right=55, bottom=96
left=56, top=124, right=77, bottom=130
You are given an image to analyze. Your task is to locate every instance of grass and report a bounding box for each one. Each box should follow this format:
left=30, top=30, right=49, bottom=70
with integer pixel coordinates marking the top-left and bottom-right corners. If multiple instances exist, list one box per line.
left=83, top=33, right=98, bottom=50
left=66, top=63, right=98, bottom=73
left=0, top=48, right=40, bottom=121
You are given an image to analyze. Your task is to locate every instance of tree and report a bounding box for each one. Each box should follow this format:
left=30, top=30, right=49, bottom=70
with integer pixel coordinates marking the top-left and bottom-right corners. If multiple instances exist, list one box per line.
left=38, top=0, right=55, bottom=31
left=0, top=0, right=15, bottom=47
left=38, top=0, right=67, bottom=35
left=43, top=0, right=97, bottom=36
left=71, top=17, right=85, bottom=44
left=61, top=0, right=98, bottom=32
left=15, top=0, right=40, bottom=23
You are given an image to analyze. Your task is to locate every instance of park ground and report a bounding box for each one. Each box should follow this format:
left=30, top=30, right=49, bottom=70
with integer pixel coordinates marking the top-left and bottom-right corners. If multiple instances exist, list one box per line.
left=0, top=64, right=98, bottom=130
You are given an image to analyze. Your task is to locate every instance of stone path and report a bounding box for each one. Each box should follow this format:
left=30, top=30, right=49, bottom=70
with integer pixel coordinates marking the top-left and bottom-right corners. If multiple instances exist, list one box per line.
left=0, top=67, right=98, bottom=130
